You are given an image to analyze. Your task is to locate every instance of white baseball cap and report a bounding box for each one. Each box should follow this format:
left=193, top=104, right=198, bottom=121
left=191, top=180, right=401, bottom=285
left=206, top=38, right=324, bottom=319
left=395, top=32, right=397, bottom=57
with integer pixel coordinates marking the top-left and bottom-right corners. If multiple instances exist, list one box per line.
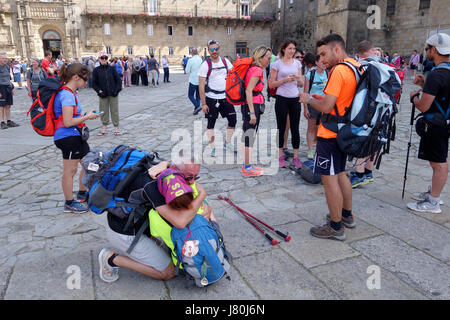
left=426, top=33, right=450, bottom=55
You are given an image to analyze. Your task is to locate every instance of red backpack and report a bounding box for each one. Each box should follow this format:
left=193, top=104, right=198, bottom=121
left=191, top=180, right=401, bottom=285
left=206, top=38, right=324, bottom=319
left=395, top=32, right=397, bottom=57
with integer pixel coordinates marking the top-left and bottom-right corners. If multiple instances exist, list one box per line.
left=27, top=78, right=80, bottom=136
left=225, top=58, right=263, bottom=105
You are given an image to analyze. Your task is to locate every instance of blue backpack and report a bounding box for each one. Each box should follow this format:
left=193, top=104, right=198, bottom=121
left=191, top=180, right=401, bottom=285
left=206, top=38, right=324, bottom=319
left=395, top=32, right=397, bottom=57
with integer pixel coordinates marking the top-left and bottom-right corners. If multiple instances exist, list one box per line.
left=171, top=215, right=231, bottom=287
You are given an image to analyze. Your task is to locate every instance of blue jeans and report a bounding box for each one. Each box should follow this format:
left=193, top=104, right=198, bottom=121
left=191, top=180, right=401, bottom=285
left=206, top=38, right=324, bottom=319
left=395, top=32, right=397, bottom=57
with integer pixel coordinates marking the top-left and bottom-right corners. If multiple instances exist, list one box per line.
left=188, top=83, right=200, bottom=110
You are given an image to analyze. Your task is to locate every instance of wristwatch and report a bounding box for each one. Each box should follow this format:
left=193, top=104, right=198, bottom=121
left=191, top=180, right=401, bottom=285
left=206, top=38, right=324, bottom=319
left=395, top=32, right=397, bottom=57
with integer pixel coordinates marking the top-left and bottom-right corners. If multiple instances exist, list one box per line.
left=306, top=96, right=313, bottom=104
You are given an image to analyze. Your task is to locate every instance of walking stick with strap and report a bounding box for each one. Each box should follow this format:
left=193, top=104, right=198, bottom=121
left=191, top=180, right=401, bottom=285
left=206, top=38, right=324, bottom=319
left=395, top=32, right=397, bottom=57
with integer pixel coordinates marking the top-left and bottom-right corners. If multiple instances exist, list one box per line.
left=402, top=102, right=416, bottom=199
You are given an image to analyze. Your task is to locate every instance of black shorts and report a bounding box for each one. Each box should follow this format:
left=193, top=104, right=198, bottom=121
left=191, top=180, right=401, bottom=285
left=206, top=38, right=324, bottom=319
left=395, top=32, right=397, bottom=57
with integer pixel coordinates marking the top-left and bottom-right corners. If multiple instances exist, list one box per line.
left=418, top=125, right=449, bottom=163
left=313, top=138, right=347, bottom=176
left=205, top=97, right=236, bottom=121
left=54, top=136, right=90, bottom=160
left=410, top=64, right=417, bottom=70
left=0, top=85, right=13, bottom=107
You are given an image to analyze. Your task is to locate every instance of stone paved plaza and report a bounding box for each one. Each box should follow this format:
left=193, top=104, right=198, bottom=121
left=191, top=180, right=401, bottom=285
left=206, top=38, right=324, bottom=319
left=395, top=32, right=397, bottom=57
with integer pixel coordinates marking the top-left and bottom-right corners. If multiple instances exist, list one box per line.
left=0, top=68, right=449, bottom=300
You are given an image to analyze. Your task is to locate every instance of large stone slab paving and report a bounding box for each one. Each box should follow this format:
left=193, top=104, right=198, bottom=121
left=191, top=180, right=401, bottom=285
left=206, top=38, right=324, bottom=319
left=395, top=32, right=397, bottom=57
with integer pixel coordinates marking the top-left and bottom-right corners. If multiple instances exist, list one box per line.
left=4, top=250, right=95, bottom=300
left=232, top=249, right=338, bottom=300
left=351, top=235, right=450, bottom=299
left=280, top=221, right=360, bottom=268
left=310, top=256, right=427, bottom=300
left=167, top=265, right=258, bottom=300
left=353, top=195, right=450, bottom=262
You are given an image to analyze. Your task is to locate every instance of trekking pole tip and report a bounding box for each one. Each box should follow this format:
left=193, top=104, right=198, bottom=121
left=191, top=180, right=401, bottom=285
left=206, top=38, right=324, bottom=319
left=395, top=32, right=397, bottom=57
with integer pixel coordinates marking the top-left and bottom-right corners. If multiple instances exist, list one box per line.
left=285, top=235, right=292, bottom=242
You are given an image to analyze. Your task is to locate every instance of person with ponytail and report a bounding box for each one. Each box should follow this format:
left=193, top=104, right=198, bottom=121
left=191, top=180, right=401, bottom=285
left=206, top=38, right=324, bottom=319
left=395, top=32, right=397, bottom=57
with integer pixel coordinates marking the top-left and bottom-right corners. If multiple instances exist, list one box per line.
left=54, top=63, right=100, bottom=213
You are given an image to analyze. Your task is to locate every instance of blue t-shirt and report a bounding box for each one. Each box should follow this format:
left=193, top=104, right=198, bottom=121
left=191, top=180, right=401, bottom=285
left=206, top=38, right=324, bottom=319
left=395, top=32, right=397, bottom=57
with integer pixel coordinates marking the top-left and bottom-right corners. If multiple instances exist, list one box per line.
left=53, top=89, right=82, bottom=141
left=306, top=69, right=328, bottom=96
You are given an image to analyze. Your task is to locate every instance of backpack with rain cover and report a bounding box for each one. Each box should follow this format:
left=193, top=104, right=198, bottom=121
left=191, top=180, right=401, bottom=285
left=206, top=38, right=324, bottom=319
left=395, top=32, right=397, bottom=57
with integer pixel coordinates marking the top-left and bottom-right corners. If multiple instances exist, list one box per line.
left=225, top=57, right=263, bottom=105
left=321, top=58, right=401, bottom=168
left=82, top=145, right=161, bottom=253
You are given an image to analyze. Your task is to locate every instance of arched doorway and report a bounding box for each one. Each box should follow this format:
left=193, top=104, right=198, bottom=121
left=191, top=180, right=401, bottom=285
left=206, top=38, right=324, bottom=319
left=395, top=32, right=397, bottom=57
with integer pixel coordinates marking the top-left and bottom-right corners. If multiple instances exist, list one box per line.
left=42, top=30, right=62, bottom=58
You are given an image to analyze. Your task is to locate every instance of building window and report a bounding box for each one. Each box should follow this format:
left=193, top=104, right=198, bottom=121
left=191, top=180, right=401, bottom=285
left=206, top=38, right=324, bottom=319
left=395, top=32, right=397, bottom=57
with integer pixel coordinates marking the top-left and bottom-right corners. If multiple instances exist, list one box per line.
left=106, top=46, right=112, bottom=55
left=104, top=23, right=111, bottom=35
left=147, top=25, right=153, bottom=36
left=126, top=24, right=132, bottom=36
left=419, top=0, right=430, bottom=10
left=236, top=42, right=248, bottom=58
left=241, top=4, right=249, bottom=16
left=278, top=0, right=281, bottom=9
left=149, top=46, right=154, bottom=55
left=386, top=0, right=396, bottom=16
left=169, top=47, right=174, bottom=56
left=128, top=46, right=133, bottom=55
left=188, top=26, right=193, bottom=36
left=167, top=25, right=173, bottom=36
left=226, top=27, right=232, bottom=35
left=148, top=0, right=157, bottom=14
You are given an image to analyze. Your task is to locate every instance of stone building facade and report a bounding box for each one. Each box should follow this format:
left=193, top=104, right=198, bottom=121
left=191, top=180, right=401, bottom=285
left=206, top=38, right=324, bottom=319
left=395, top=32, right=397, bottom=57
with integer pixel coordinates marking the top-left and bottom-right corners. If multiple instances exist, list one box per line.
left=0, top=0, right=274, bottom=63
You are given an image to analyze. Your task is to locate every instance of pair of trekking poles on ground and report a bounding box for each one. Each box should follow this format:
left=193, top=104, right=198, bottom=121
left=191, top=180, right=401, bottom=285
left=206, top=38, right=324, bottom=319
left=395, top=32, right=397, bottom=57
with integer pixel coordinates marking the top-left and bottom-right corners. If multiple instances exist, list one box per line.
left=218, top=196, right=291, bottom=246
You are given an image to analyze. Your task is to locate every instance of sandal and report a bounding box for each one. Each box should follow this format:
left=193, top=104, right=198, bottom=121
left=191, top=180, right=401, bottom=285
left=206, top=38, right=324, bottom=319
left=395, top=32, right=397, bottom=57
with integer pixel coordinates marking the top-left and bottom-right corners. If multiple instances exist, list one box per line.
left=114, top=131, right=122, bottom=136
left=97, top=131, right=107, bottom=136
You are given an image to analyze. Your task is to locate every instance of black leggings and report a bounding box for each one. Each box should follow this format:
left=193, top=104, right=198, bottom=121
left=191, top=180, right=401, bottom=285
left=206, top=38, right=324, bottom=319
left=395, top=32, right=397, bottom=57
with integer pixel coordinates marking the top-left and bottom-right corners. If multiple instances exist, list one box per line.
left=274, top=95, right=301, bottom=150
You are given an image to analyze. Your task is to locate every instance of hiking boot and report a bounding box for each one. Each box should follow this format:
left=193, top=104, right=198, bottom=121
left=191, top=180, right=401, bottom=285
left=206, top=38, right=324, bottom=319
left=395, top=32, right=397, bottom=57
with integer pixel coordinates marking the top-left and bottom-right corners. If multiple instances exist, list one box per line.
left=241, top=165, right=264, bottom=177
left=210, top=147, right=216, bottom=157
left=365, top=172, right=374, bottom=183
left=193, top=106, right=202, bottom=115
left=293, top=157, right=302, bottom=169
left=76, top=191, right=89, bottom=203
left=224, top=142, right=237, bottom=153
left=64, top=200, right=88, bottom=213
left=7, top=120, right=19, bottom=128
left=308, top=150, right=315, bottom=160
left=411, top=186, right=444, bottom=205
left=279, top=156, right=286, bottom=168
left=326, top=214, right=356, bottom=228
left=407, top=196, right=442, bottom=214
left=1, top=122, right=8, bottom=130
left=350, top=173, right=369, bottom=188
left=98, top=248, right=119, bottom=283
left=310, top=222, right=346, bottom=241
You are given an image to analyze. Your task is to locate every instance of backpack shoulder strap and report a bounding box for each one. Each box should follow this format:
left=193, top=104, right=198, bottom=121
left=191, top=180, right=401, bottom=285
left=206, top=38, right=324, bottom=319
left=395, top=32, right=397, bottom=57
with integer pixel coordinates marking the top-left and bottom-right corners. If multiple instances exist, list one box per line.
left=307, top=69, right=316, bottom=94
left=205, top=57, right=213, bottom=78
left=221, top=57, right=228, bottom=72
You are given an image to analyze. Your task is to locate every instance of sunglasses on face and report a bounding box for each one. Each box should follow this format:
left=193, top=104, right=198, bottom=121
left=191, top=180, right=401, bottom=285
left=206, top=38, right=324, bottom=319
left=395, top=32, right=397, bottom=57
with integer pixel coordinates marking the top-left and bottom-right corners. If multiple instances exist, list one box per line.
left=184, top=175, right=200, bottom=183
left=209, top=47, right=220, bottom=53
left=100, top=57, right=108, bottom=60
left=79, top=75, right=88, bottom=82
left=294, top=56, right=301, bottom=59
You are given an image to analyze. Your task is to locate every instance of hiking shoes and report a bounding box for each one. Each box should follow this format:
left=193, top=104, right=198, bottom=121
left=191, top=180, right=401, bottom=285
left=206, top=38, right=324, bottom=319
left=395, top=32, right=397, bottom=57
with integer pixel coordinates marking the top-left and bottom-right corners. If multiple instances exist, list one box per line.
left=310, top=222, right=346, bottom=241
left=1, top=122, right=7, bottom=130
left=407, top=197, right=442, bottom=214
left=241, top=165, right=264, bottom=177
left=350, top=174, right=369, bottom=188
left=98, top=248, right=119, bottom=283
left=7, top=120, right=19, bottom=128
left=411, top=187, right=444, bottom=205
left=224, top=142, right=237, bottom=153
left=365, top=172, right=374, bottom=183
left=76, top=191, right=89, bottom=203
left=279, top=156, right=287, bottom=168
left=326, top=214, right=356, bottom=228
left=210, top=147, right=216, bottom=157
left=193, top=106, right=202, bottom=115
left=64, top=200, right=88, bottom=213
left=293, top=157, right=302, bottom=169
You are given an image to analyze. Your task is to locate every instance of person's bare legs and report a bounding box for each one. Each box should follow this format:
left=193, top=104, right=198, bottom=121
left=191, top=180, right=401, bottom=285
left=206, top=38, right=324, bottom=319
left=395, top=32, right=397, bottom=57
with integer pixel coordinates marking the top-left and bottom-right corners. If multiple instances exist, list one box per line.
left=430, top=160, right=448, bottom=198
left=62, top=159, right=80, bottom=201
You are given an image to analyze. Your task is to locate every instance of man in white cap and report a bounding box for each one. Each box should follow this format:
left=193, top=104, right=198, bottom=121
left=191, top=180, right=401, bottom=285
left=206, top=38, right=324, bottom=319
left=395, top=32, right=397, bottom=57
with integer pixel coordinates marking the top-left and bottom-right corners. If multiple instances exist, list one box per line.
left=407, top=33, right=450, bottom=214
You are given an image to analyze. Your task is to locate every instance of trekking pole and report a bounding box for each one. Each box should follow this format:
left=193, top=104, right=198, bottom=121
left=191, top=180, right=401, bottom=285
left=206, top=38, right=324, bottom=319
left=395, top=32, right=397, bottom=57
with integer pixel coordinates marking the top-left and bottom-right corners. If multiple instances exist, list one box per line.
left=218, top=196, right=291, bottom=242
left=402, top=103, right=416, bottom=199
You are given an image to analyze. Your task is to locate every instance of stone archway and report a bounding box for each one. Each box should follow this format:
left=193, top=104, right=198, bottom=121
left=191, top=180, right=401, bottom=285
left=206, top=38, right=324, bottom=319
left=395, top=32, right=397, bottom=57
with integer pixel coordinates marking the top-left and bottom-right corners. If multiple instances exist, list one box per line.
left=42, top=30, right=62, bottom=58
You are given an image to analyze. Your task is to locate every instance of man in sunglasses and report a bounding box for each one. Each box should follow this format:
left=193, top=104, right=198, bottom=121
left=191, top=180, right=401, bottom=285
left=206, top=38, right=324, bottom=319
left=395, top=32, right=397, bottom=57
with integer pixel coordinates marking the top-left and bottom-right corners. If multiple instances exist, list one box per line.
left=198, top=40, right=237, bottom=157
left=92, top=51, right=123, bottom=136
left=407, top=33, right=450, bottom=214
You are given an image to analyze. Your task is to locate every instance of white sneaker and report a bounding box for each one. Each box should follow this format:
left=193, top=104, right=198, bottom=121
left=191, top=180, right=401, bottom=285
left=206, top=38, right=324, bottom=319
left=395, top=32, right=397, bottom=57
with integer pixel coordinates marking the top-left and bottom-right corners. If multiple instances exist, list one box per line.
left=407, top=197, right=442, bottom=214
left=411, top=187, right=444, bottom=205
left=98, top=248, right=119, bottom=283
left=224, top=142, right=237, bottom=153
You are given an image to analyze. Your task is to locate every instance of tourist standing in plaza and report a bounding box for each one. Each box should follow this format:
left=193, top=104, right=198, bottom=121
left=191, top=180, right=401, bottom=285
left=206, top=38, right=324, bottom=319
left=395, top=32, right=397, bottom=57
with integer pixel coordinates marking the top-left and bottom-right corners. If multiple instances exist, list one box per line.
left=92, top=51, right=122, bottom=136
left=407, top=33, right=450, bottom=214
left=131, top=56, right=141, bottom=85
left=11, top=59, right=23, bottom=89
left=240, top=46, right=272, bottom=177
left=185, top=48, right=202, bottom=115
left=148, top=54, right=159, bottom=87
left=162, top=55, right=170, bottom=83
left=53, top=63, right=100, bottom=213
left=303, top=54, right=328, bottom=161
left=198, top=40, right=236, bottom=157
left=41, top=50, right=55, bottom=77
left=26, top=57, right=47, bottom=101
left=0, top=53, right=19, bottom=129
left=123, top=57, right=132, bottom=87
left=140, top=56, right=149, bottom=86
left=409, top=49, right=420, bottom=80
left=299, top=34, right=359, bottom=241
left=269, top=39, right=303, bottom=169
